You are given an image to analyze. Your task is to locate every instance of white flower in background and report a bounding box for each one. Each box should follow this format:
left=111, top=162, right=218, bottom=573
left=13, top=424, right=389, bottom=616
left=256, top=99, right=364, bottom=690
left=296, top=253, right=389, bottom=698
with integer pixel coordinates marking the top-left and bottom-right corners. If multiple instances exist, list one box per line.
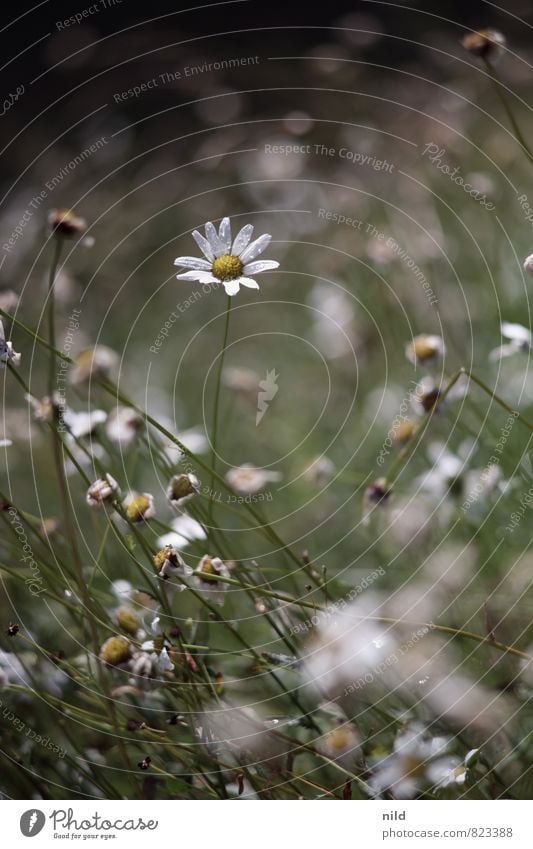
left=303, top=598, right=398, bottom=698
left=174, top=216, right=279, bottom=297
left=524, top=254, right=533, bottom=275
left=431, top=748, right=480, bottom=788
left=370, top=724, right=455, bottom=799
left=226, top=464, right=281, bottom=495
left=163, top=427, right=209, bottom=465
left=166, top=473, right=200, bottom=508
left=106, top=406, right=144, bottom=450
left=317, top=723, right=362, bottom=770
left=86, top=473, right=118, bottom=508
left=69, top=345, right=118, bottom=388
left=304, top=455, right=336, bottom=486
left=0, top=319, right=21, bottom=367
left=416, top=440, right=470, bottom=499
left=405, top=334, right=444, bottom=366
left=111, top=579, right=134, bottom=601
left=194, top=555, right=230, bottom=606
left=489, top=322, right=532, bottom=361
left=123, top=491, right=155, bottom=524
left=156, top=514, right=207, bottom=549
left=63, top=407, right=107, bottom=439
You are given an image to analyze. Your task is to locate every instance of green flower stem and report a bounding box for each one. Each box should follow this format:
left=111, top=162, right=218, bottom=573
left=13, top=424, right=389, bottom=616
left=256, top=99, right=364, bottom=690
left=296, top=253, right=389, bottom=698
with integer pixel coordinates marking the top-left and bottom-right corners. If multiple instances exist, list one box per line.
left=209, top=294, right=232, bottom=522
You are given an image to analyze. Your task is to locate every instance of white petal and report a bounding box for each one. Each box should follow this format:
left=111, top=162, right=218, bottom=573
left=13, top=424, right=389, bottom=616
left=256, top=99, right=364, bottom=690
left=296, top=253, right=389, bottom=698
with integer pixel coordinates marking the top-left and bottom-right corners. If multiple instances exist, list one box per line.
left=157, top=647, right=174, bottom=672
left=243, top=260, right=279, bottom=275
left=218, top=217, right=232, bottom=252
left=223, top=279, right=241, bottom=296
left=501, top=322, right=531, bottom=343
left=173, top=256, right=212, bottom=270
left=176, top=270, right=218, bottom=283
left=205, top=221, right=225, bottom=257
left=232, top=223, right=254, bottom=255
left=192, top=230, right=215, bottom=261
left=239, top=276, right=260, bottom=290
left=239, top=233, right=272, bottom=264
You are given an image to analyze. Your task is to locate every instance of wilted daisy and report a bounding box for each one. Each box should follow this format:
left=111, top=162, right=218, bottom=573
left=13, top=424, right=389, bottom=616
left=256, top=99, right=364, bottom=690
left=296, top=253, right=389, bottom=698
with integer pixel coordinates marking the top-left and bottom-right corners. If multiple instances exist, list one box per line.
left=167, top=473, right=200, bottom=508
left=405, top=334, right=444, bottom=367
left=370, top=723, right=454, bottom=799
left=123, top=492, right=155, bottom=524
left=363, top=477, right=392, bottom=524
left=489, top=322, right=532, bottom=361
left=461, top=28, right=506, bottom=63
left=174, top=217, right=279, bottom=297
left=153, top=544, right=193, bottom=584
left=0, top=319, right=21, bottom=367
left=99, top=636, right=131, bottom=667
left=194, top=555, right=230, bottom=606
left=48, top=208, right=87, bottom=238
left=226, top=464, right=281, bottom=495
left=106, top=406, right=144, bottom=450
left=69, top=345, right=119, bottom=388
left=86, top=473, right=118, bottom=508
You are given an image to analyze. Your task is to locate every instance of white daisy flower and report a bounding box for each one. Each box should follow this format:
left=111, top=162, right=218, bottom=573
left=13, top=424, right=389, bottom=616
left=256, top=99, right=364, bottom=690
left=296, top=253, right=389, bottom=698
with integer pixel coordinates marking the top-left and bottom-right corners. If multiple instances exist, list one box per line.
left=489, top=322, right=532, bottom=361
left=174, top=217, right=280, bottom=297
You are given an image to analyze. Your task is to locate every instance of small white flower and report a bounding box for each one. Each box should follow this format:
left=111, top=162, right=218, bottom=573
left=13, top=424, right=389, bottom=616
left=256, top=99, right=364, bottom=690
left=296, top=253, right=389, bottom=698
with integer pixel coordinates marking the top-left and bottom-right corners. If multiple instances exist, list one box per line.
left=0, top=319, right=21, bottom=367
left=226, top=463, right=281, bottom=495
left=194, top=555, right=230, bottom=606
left=432, top=748, right=480, bottom=788
left=166, top=473, right=200, bottom=508
left=63, top=407, right=107, bottom=439
left=69, top=345, right=118, bottom=388
left=157, top=647, right=174, bottom=673
left=303, top=455, right=335, bottom=486
left=489, top=322, right=532, bottom=361
left=370, top=723, right=455, bottom=799
left=174, top=217, right=280, bottom=297
left=86, top=473, right=118, bottom=508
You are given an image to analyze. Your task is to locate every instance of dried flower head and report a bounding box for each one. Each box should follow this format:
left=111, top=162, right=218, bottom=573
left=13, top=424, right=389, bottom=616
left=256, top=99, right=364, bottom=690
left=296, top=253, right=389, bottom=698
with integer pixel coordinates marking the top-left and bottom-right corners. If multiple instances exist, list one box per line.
left=69, top=346, right=119, bottom=388
left=174, top=216, right=280, bottom=297
left=166, top=473, right=200, bottom=507
left=489, top=321, right=532, bottom=360
left=48, top=208, right=87, bottom=238
left=153, top=544, right=193, bottom=582
left=99, top=636, right=131, bottom=666
left=116, top=608, right=140, bottom=636
left=405, top=334, right=444, bottom=366
left=392, top=419, right=419, bottom=446
left=195, top=555, right=230, bottom=606
left=7, top=623, right=20, bottom=637
left=123, top=492, right=155, bottom=524
left=86, top=473, right=118, bottom=508
left=462, top=28, right=506, bottom=63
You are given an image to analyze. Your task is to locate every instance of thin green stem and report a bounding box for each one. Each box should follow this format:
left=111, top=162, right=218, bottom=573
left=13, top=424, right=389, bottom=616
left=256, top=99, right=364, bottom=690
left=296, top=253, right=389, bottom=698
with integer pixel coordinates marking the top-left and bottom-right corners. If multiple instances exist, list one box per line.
left=209, top=294, right=232, bottom=521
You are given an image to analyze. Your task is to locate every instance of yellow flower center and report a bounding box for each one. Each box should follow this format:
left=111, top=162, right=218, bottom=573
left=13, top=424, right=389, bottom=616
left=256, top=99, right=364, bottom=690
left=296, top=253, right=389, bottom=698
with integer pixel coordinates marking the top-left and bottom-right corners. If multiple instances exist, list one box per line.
left=126, top=495, right=151, bottom=523
left=212, top=254, right=243, bottom=281
left=411, top=337, right=438, bottom=361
